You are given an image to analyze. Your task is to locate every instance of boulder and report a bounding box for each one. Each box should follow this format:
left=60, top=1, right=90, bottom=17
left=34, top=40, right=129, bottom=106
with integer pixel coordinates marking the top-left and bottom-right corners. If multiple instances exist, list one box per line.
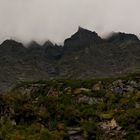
left=78, top=95, right=94, bottom=105
left=74, top=88, right=90, bottom=94
left=67, top=127, right=84, bottom=140
left=100, top=118, right=118, bottom=130
left=92, top=81, right=103, bottom=91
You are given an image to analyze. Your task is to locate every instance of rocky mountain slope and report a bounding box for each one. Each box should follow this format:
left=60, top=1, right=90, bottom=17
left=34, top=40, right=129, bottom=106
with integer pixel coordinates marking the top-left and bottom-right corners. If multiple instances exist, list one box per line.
left=0, top=27, right=140, bottom=91
left=0, top=74, right=140, bottom=139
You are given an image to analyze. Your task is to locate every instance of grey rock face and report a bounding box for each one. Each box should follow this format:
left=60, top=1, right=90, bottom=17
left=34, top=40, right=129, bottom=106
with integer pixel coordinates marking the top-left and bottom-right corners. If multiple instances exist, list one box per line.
left=0, top=28, right=140, bottom=91
left=108, top=79, right=140, bottom=94
left=64, top=27, right=104, bottom=52
left=106, top=32, right=139, bottom=44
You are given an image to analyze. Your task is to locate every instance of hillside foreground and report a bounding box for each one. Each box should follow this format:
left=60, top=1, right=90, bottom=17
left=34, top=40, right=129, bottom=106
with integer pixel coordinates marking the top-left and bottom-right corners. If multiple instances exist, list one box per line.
left=0, top=73, right=140, bottom=139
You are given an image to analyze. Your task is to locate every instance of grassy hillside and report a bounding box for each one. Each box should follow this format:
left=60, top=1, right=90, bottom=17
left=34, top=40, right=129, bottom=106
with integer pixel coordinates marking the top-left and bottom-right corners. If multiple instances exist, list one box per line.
left=0, top=73, right=140, bottom=140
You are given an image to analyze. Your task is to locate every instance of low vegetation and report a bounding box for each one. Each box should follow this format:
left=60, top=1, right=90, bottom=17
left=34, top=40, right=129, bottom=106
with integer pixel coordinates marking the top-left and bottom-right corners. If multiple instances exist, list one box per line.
left=0, top=74, right=140, bottom=140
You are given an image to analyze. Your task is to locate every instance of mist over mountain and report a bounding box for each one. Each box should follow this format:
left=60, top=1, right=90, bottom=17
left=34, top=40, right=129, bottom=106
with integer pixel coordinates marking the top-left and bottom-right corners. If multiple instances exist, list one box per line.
left=0, top=0, right=140, bottom=44
left=0, top=27, right=140, bottom=91
left=1, top=1, right=140, bottom=139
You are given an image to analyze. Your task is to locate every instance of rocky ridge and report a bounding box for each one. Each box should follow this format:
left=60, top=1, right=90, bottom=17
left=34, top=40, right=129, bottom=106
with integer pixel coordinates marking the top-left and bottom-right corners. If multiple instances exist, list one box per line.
left=0, top=27, right=140, bottom=91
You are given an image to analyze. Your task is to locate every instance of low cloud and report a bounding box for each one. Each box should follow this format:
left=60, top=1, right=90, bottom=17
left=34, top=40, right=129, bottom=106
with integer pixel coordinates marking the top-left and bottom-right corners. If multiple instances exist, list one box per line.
left=0, top=0, right=140, bottom=44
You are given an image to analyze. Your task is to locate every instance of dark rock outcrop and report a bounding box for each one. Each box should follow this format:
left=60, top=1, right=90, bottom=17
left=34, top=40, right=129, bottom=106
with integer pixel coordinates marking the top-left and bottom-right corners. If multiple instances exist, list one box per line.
left=64, top=27, right=104, bottom=52
left=0, top=27, right=140, bottom=91
left=106, top=32, right=139, bottom=44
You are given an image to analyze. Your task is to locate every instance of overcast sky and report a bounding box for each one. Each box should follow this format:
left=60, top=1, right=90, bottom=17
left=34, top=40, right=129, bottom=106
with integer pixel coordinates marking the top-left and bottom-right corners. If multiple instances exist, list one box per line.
left=0, top=0, right=140, bottom=44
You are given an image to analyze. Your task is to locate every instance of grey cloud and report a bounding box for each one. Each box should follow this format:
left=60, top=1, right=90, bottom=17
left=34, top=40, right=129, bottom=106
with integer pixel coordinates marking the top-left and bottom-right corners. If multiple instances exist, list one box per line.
left=0, top=0, right=140, bottom=44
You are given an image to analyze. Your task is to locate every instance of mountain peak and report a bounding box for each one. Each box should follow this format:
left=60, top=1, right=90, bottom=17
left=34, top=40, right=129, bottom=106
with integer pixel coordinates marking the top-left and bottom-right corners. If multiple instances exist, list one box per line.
left=77, top=26, right=92, bottom=33
left=107, top=32, right=139, bottom=44
left=43, top=40, right=54, bottom=47
left=0, top=40, right=24, bottom=48
left=64, top=27, right=103, bottom=50
left=71, top=27, right=101, bottom=40
left=27, top=41, right=42, bottom=49
left=77, top=26, right=85, bottom=31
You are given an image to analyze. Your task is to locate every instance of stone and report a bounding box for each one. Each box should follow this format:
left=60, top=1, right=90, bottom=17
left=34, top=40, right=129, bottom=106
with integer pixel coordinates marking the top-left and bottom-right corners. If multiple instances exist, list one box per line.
left=67, top=127, right=82, bottom=135
left=116, top=126, right=122, bottom=131
left=125, top=86, right=134, bottom=92
left=110, top=118, right=117, bottom=129
left=67, top=127, right=84, bottom=140
left=74, top=88, right=90, bottom=94
left=108, top=79, right=138, bottom=94
left=100, top=118, right=118, bottom=131
left=129, top=80, right=138, bottom=87
left=11, top=120, right=16, bottom=126
left=135, top=102, right=140, bottom=108
left=78, top=95, right=94, bottom=105
left=113, top=87, right=123, bottom=94
left=99, top=118, right=125, bottom=138
left=70, top=135, right=84, bottom=140
left=92, top=81, right=103, bottom=91
left=64, top=87, right=72, bottom=94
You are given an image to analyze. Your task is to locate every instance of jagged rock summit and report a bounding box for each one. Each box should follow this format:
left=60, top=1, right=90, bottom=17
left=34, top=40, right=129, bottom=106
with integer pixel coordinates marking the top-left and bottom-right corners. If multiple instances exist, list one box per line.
left=64, top=27, right=104, bottom=51
left=28, top=41, right=41, bottom=48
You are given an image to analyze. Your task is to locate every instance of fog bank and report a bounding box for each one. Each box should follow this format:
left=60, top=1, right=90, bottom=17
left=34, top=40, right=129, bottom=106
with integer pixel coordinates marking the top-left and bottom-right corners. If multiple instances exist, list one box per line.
left=0, top=0, right=140, bottom=44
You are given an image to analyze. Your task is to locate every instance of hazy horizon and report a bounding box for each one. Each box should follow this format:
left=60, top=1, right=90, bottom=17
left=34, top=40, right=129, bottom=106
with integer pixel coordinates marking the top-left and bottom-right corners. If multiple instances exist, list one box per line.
left=0, top=0, right=140, bottom=44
